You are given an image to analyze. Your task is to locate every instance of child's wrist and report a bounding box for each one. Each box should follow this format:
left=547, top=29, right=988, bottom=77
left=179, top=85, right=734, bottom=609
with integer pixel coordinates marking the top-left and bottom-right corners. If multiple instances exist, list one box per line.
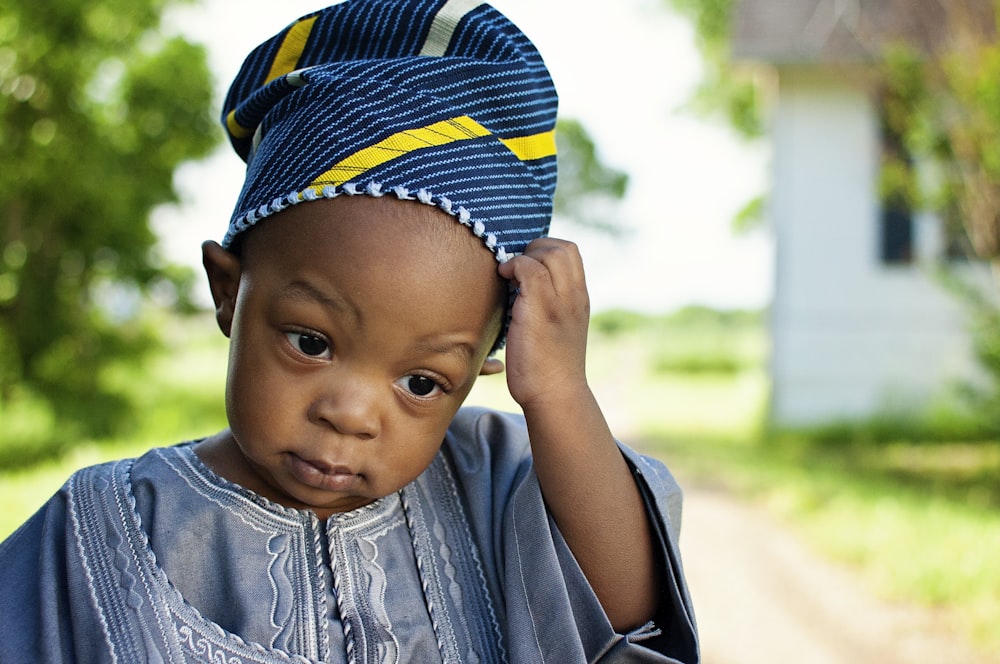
left=516, top=379, right=595, bottom=417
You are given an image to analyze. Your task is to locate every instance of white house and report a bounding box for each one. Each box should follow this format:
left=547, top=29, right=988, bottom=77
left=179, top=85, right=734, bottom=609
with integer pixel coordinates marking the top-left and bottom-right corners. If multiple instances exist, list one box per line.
left=731, top=0, right=989, bottom=425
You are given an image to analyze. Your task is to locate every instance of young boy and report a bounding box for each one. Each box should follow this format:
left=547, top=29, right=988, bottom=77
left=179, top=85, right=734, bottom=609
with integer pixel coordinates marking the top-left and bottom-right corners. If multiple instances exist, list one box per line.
left=0, top=1, right=699, bottom=661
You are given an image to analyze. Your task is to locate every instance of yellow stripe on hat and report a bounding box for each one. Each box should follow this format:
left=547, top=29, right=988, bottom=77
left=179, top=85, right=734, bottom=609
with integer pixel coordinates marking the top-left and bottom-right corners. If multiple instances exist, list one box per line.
left=500, top=129, right=557, bottom=162
left=226, top=15, right=319, bottom=140
left=309, top=115, right=492, bottom=187
left=265, top=15, right=319, bottom=84
left=226, top=110, right=251, bottom=139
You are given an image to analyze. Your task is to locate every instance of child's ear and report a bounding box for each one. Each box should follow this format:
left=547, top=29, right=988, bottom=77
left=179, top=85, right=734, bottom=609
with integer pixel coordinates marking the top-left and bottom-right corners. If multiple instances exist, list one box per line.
left=201, top=241, right=242, bottom=337
left=479, top=357, right=505, bottom=376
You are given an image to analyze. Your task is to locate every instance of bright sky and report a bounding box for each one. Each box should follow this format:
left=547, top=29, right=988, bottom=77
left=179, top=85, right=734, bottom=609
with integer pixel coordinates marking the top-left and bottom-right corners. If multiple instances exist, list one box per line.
left=157, top=0, right=772, bottom=314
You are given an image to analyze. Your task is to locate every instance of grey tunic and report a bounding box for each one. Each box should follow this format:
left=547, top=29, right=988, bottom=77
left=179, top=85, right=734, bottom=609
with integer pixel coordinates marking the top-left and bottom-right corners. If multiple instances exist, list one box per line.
left=0, top=408, right=698, bottom=663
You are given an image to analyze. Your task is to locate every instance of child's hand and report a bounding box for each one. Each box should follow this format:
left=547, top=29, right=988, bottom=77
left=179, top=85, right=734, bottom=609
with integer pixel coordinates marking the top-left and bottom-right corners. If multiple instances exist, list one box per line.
left=497, top=238, right=591, bottom=410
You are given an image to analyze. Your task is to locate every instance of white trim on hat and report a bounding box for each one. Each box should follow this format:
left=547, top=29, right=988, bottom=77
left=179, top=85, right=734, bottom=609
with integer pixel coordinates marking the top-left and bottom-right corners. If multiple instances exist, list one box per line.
left=419, top=0, right=486, bottom=57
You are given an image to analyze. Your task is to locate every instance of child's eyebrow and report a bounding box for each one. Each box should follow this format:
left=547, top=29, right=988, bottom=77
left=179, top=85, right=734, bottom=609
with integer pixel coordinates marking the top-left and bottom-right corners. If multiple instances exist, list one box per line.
left=281, top=280, right=359, bottom=321
left=410, top=338, right=476, bottom=363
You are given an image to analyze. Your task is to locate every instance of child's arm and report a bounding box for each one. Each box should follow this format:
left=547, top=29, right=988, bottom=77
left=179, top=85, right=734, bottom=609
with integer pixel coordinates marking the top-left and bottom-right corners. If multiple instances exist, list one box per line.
left=497, top=238, right=661, bottom=632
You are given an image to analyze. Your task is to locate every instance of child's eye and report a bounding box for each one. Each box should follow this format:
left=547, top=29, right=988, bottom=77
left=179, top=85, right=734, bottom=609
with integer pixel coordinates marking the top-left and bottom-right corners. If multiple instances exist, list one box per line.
left=285, top=332, right=331, bottom=359
left=396, top=374, right=443, bottom=398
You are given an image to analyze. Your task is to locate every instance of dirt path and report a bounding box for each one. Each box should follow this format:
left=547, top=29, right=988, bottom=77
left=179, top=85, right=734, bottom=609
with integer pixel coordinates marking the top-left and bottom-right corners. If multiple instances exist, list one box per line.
left=677, top=482, right=992, bottom=664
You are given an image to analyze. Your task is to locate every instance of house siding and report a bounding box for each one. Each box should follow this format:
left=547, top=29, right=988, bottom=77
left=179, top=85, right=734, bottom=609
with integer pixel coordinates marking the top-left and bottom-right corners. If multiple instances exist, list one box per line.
left=768, top=68, right=980, bottom=424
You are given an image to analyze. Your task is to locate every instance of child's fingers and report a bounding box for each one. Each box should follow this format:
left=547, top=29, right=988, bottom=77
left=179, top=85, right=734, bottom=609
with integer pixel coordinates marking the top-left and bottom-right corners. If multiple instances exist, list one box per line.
left=498, top=238, right=586, bottom=299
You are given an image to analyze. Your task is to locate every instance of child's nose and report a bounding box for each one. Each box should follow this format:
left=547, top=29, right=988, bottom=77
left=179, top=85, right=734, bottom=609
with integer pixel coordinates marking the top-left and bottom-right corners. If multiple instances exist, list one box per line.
left=309, top=377, right=381, bottom=440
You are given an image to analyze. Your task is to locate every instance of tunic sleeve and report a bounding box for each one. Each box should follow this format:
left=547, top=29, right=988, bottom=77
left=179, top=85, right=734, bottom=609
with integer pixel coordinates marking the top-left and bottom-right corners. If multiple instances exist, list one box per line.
left=0, top=505, right=51, bottom=660
left=443, top=407, right=700, bottom=663
left=0, top=480, right=115, bottom=663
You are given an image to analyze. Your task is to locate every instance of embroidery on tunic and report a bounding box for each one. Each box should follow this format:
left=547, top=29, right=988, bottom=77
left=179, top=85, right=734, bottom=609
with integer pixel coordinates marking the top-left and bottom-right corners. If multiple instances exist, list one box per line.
left=67, top=470, right=122, bottom=663
left=267, top=534, right=295, bottom=647
left=162, top=447, right=329, bottom=659
left=326, top=497, right=408, bottom=664
left=402, top=453, right=506, bottom=663
left=73, top=454, right=327, bottom=663
left=70, top=462, right=172, bottom=662
left=179, top=625, right=245, bottom=663
left=357, top=536, right=400, bottom=663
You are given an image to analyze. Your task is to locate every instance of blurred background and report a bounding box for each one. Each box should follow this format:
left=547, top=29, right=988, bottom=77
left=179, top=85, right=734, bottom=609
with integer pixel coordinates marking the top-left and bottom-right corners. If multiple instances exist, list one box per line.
left=1, top=0, right=998, bottom=661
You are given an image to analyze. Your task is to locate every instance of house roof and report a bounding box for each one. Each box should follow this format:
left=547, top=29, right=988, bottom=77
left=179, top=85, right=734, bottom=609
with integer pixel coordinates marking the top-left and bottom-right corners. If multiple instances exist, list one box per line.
left=731, top=0, right=991, bottom=64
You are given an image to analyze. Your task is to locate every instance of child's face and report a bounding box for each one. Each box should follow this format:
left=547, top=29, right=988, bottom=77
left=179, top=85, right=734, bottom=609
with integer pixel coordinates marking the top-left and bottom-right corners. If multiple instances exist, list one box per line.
left=202, top=196, right=506, bottom=517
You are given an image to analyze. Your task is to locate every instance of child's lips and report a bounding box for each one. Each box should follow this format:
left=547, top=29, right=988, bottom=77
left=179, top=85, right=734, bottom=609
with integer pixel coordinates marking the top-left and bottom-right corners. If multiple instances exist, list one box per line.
left=287, top=453, right=362, bottom=492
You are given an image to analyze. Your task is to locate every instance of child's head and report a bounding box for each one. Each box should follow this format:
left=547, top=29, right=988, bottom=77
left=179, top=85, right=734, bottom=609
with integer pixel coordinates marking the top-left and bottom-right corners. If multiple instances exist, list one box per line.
left=200, top=0, right=557, bottom=515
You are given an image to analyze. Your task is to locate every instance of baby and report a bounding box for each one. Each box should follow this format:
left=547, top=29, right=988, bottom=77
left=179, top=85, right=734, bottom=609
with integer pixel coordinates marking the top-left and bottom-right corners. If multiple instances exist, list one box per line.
left=0, top=1, right=699, bottom=662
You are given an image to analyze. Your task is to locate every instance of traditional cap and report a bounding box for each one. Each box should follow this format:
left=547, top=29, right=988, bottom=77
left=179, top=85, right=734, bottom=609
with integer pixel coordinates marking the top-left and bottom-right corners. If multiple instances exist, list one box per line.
left=221, top=0, right=558, bottom=264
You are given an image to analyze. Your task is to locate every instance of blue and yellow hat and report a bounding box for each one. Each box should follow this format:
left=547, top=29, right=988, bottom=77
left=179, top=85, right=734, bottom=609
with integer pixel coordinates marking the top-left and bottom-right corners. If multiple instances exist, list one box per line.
left=222, top=0, right=558, bottom=264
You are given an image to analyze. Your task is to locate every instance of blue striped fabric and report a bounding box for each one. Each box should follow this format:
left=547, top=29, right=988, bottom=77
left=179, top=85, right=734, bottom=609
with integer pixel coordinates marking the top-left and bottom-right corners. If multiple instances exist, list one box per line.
left=221, top=0, right=558, bottom=263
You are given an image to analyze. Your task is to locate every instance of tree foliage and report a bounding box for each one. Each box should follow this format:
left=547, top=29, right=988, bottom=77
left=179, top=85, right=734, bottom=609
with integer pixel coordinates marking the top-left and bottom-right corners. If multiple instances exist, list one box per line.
left=877, top=4, right=1000, bottom=267
left=553, top=118, right=629, bottom=234
left=662, top=0, right=763, bottom=137
left=874, top=5, right=1000, bottom=418
left=666, top=0, right=1000, bottom=261
left=0, top=0, right=218, bottom=437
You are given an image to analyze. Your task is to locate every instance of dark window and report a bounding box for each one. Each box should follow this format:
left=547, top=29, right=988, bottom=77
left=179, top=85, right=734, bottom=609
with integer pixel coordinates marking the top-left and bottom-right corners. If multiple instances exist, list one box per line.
left=878, top=108, right=913, bottom=265
left=880, top=203, right=913, bottom=263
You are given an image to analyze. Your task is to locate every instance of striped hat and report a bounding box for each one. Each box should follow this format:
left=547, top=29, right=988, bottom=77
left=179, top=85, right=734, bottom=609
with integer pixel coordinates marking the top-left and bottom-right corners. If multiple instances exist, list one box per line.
left=222, top=0, right=558, bottom=264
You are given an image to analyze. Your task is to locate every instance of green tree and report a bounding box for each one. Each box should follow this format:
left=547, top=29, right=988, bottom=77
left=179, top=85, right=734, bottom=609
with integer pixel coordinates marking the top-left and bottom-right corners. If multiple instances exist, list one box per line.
left=0, top=0, right=218, bottom=440
left=873, top=3, right=1000, bottom=430
left=554, top=118, right=630, bottom=234
left=664, top=0, right=1000, bottom=264
left=875, top=5, right=1000, bottom=269
left=663, top=0, right=763, bottom=138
